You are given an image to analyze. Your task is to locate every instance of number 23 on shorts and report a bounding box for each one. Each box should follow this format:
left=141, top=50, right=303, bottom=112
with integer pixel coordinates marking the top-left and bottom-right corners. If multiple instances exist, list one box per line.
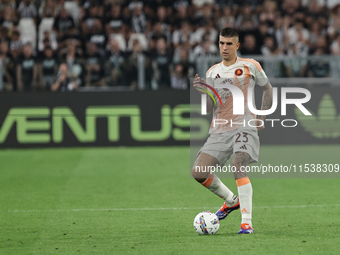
left=235, top=132, right=248, bottom=143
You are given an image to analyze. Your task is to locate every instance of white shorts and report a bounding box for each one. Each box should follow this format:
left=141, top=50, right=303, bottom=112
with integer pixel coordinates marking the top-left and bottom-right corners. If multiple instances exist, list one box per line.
left=198, top=129, right=260, bottom=166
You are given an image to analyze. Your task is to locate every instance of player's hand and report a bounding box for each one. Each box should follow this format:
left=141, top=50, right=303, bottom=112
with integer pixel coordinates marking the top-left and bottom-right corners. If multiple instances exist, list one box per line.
left=256, top=118, right=265, bottom=132
left=193, top=74, right=207, bottom=94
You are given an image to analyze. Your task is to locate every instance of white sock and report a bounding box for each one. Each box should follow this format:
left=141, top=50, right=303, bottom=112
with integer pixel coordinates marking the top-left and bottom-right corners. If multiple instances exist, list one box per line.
left=202, top=173, right=238, bottom=206
left=237, top=180, right=253, bottom=227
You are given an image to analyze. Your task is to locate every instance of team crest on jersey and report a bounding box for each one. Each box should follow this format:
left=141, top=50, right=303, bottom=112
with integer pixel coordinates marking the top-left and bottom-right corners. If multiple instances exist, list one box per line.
left=235, top=69, right=243, bottom=76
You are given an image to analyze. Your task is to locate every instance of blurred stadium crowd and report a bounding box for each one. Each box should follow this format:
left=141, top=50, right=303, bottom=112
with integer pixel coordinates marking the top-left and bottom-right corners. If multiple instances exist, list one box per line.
left=0, top=0, right=339, bottom=92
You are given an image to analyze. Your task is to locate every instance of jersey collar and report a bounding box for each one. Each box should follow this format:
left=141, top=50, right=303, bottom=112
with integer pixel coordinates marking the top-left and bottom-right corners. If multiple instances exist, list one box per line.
left=222, top=56, right=239, bottom=69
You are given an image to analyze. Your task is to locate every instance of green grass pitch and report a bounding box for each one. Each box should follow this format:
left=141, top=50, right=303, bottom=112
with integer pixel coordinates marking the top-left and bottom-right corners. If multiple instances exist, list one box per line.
left=0, top=146, right=340, bottom=254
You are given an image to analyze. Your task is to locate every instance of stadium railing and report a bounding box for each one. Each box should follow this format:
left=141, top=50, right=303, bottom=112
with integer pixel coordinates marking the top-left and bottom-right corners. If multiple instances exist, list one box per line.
left=195, top=55, right=340, bottom=87
left=1, top=55, right=339, bottom=92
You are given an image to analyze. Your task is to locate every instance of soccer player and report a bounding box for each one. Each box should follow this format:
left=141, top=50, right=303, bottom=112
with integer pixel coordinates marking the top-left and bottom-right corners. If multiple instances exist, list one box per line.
left=192, top=28, right=273, bottom=234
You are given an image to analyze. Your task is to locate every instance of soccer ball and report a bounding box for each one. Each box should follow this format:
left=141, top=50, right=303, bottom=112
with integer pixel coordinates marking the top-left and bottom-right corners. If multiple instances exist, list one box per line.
left=193, top=211, right=220, bottom=235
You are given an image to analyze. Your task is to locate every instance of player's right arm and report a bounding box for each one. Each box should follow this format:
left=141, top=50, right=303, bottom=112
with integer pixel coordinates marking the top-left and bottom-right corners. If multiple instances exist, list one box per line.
left=193, top=74, right=214, bottom=113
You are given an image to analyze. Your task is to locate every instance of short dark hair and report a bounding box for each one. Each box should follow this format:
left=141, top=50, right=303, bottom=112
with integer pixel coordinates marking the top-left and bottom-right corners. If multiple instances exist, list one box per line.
left=219, top=27, right=239, bottom=41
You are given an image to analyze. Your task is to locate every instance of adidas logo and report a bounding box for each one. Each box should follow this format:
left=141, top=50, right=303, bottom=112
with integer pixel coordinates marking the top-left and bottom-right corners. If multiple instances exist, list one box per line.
left=241, top=208, right=248, bottom=213
left=239, top=145, right=247, bottom=150
left=214, top=74, right=221, bottom=80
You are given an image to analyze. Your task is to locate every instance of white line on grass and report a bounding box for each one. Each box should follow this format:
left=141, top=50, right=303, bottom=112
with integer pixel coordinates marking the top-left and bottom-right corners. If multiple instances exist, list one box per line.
left=7, top=204, right=340, bottom=213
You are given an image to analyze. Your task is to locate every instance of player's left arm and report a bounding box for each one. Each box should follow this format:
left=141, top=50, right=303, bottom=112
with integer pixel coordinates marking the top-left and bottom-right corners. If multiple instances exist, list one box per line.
left=256, top=82, right=273, bottom=131
left=253, top=61, right=273, bottom=132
